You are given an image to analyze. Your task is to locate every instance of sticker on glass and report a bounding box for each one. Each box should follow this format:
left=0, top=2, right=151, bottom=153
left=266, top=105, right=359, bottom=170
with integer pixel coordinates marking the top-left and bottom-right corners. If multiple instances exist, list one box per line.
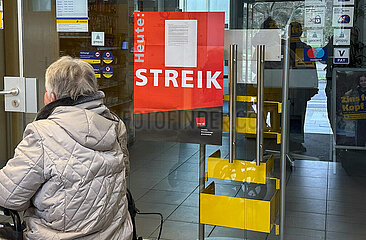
left=332, top=7, right=354, bottom=27
left=304, top=7, right=326, bottom=27
left=102, top=66, right=114, bottom=78
left=79, top=51, right=101, bottom=64
left=333, top=29, right=351, bottom=45
left=304, top=47, right=328, bottom=61
left=92, top=65, right=101, bottom=78
left=91, top=32, right=104, bottom=46
left=333, top=0, right=354, bottom=5
left=305, top=0, right=326, bottom=6
left=307, top=30, right=323, bottom=46
left=334, top=48, right=350, bottom=64
left=103, top=51, right=114, bottom=64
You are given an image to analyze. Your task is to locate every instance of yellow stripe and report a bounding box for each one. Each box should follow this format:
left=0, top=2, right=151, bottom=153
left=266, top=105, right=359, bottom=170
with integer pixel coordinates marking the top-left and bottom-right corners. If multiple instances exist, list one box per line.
left=81, top=59, right=100, bottom=64
left=57, top=19, right=88, bottom=24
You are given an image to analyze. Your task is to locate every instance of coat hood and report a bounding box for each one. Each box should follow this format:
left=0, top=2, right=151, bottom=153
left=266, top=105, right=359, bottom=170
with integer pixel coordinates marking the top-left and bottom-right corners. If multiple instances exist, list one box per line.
left=37, top=91, right=118, bottom=151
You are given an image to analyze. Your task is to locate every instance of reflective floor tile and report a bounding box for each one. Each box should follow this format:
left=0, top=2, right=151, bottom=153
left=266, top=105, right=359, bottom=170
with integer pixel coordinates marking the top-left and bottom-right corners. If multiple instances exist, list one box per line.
left=327, top=200, right=366, bottom=217
left=326, top=231, right=366, bottom=240
left=286, top=198, right=326, bottom=214
left=294, top=160, right=329, bottom=169
left=152, top=178, right=198, bottom=193
left=326, top=214, right=366, bottom=235
left=135, top=202, right=178, bottom=220
left=286, top=211, right=326, bottom=231
left=209, top=226, right=268, bottom=240
left=135, top=215, right=163, bottom=239
left=137, top=189, right=191, bottom=205
left=128, top=174, right=163, bottom=190
left=291, top=167, right=328, bottom=178
left=176, top=162, right=199, bottom=172
left=287, top=175, right=327, bottom=188
left=286, top=185, right=327, bottom=201
left=128, top=187, right=151, bottom=201
left=149, top=220, right=213, bottom=240
left=181, top=192, right=199, bottom=207
left=328, top=188, right=366, bottom=204
left=167, top=170, right=199, bottom=181
left=167, top=205, right=199, bottom=223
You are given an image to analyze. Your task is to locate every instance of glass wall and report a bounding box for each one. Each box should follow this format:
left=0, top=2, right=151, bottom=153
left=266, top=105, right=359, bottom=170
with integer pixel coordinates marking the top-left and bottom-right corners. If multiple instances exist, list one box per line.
left=0, top=0, right=366, bottom=239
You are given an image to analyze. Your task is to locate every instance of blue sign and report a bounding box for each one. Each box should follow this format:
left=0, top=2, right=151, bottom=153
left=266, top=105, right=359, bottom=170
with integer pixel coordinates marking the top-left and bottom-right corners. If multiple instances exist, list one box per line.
left=334, top=48, right=349, bottom=64
left=79, top=51, right=101, bottom=64
left=92, top=65, right=101, bottom=78
left=338, top=15, right=351, bottom=24
left=102, top=65, right=114, bottom=78
left=304, top=47, right=328, bottom=61
left=103, top=51, right=114, bottom=64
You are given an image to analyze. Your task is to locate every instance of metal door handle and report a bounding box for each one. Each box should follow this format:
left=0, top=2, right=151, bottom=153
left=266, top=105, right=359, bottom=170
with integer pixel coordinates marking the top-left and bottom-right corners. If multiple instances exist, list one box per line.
left=256, top=45, right=265, bottom=166
left=0, top=88, right=19, bottom=96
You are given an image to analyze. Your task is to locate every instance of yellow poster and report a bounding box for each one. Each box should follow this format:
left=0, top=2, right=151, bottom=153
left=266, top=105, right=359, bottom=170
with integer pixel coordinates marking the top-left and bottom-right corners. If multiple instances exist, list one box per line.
left=0, top=12, right=3, bottom=30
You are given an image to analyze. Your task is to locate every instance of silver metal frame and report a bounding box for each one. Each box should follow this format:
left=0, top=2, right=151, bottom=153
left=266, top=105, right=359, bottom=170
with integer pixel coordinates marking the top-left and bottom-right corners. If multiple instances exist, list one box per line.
left=280, top=24, right=291, bottom=240
left=256, top=45, right=265, bottom=166
left=17, top=0, right=24, bottom=79
left=229, top=44, right=238, bottom=163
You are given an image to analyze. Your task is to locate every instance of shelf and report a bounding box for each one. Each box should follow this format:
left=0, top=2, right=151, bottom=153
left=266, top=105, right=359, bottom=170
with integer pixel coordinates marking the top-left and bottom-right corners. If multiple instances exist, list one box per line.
left=222, top=116, right=282, bottom=144
left=99, top=84, right=120, bottom=90
left=106, top=99, right=132, bottom=108
left=207, top=150, right=274, bottom=185
left=223, top=95, right=282, bottom=113
left=200, top=180, right=279, bottom=233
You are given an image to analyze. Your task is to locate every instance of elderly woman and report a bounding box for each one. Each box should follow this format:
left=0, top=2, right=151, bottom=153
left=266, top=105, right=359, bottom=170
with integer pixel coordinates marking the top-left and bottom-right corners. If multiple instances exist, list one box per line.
left=0, top=56, right=132, bottom=239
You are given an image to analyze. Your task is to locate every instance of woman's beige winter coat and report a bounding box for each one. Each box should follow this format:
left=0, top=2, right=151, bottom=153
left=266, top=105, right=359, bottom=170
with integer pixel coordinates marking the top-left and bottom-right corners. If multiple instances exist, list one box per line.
left=0, top=95, right=132, bottom=240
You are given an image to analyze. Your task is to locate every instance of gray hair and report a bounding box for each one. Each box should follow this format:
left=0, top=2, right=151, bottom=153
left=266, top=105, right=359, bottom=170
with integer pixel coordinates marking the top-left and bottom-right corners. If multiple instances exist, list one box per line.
left=45, top=56, right=98, bottom=100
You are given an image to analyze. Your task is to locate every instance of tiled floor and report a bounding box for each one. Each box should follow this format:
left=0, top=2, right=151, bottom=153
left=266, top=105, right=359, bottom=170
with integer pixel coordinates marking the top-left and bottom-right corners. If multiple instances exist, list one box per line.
left=128, top=140, right=366, bottom=240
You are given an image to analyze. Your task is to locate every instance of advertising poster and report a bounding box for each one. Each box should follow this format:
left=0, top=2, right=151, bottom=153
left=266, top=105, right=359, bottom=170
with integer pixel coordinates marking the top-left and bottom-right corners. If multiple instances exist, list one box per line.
left=304, top=7, right=326, bottom=28
left=134, top=12, right=224, bottom=145
left=334, top=69, right=366, bottom=147
left=333, top=29, right=351, bottom=45
left=0, top=0, right=3, bottom=30
left=332, top=7, right=354, bottom=27
left=56, top=0, right=88, bottom=32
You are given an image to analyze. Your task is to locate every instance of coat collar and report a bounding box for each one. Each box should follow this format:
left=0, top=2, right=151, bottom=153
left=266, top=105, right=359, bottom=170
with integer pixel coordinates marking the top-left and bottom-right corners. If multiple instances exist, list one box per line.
left=35, top=91, right=105, bottom=121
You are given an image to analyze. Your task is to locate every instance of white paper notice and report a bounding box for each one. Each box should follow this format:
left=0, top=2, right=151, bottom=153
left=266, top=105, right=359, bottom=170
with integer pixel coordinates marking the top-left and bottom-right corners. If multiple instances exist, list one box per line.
left=165, top=20, right=197, bottom=68
left=333, top=29, right=351, bottom=45
left=56, top=0, right=87, bottom=18
left=333, top=7, right=354, bottom=27
left=334, top=0, right=354, bottom=5
left=305, top=0, right=326, bottom=6
left=304, top=7, right=326, bottom=27
left=56, top=0, right=88, bottom=32
left=307, top=29, right=323, bottom=46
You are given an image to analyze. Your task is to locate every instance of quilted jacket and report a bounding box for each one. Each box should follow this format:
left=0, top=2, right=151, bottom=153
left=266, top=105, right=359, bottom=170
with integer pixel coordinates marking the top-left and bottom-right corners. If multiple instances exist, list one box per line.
left=0, top=91, right=133, bottom=240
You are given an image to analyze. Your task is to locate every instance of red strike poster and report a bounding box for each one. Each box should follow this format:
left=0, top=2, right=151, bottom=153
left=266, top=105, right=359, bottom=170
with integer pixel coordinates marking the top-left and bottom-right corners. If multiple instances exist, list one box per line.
left=134, top=11, right=224, bottom=145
